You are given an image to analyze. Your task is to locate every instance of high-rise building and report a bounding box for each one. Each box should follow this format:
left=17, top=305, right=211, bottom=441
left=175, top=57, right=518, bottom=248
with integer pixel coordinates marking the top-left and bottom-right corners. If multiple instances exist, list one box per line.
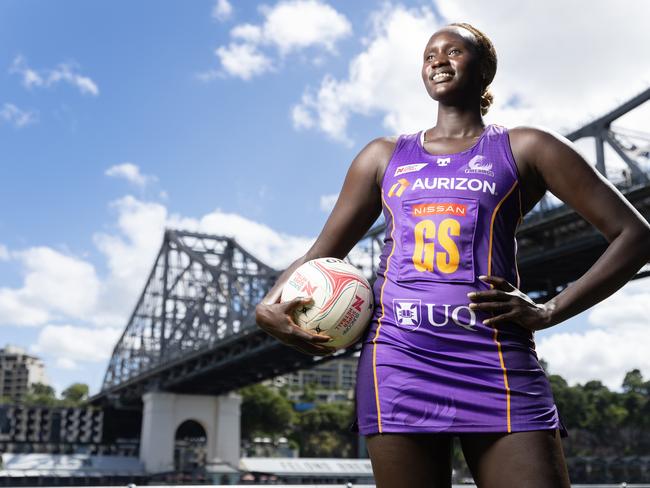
left=0, top=345, right=48, bottom=402
left=267, top=357, right=359, bottom=403
left=285, top=357, right=358, bottom=391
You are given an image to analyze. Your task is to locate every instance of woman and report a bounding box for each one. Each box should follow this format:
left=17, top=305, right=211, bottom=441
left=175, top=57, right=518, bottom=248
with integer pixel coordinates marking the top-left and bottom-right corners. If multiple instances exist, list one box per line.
left=255, top=23, right=650, bottom=487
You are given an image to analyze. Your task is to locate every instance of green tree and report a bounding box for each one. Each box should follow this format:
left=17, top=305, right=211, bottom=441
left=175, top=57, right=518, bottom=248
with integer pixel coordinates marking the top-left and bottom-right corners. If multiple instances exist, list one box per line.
left=547, top=367, right=650, bottom=462
left=620, top=369, right=649, bottom=452
left=60, top=383, right=89, bottom=406
left=293, top=402, right=355, bottom=457
left=239, top=383, right=295, bottom=440
left=574, top=380, right=628, bottom=454
left=23, top=382, right=58, bottom=406
left=30, top=383, right=55, bottom=396
left=622, top=369, right=644, bottom=394
left=549, top=374, right=590, bottom=429
left=300, top=382, right=317, bottom=403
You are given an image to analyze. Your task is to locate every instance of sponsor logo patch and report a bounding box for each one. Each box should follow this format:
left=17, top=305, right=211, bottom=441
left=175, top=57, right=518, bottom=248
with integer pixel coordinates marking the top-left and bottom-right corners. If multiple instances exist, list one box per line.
left=388, top=178, right=410, bottom=197
left=393, top=299, right=421, bottom=330
left=394, top=300, right=479, bottom=332
left=412, top=177, right=496, bottom=195
left=411, top=202, right=467, bottom=217
left=394, top=163, right=428, bottom=176
left=437, top=157, right=451, bottom=167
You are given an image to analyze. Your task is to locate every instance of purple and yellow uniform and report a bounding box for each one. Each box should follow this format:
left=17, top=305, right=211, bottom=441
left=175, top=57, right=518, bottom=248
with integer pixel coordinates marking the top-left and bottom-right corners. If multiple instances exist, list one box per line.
left=356, top=124, right=563, bottom=435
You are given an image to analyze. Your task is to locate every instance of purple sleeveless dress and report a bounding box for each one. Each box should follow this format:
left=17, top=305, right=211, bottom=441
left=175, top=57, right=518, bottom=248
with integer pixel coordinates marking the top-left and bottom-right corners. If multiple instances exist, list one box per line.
left=355, top=125, right=563, bottom=435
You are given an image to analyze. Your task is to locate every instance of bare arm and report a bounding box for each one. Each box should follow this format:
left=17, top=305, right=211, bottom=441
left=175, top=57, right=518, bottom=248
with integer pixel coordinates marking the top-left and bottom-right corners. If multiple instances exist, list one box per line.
left=470, top=127, right=650, bottom=329
left=517, top=127, right=650, bottom=325
left=255, top=137, right=395, bottom=353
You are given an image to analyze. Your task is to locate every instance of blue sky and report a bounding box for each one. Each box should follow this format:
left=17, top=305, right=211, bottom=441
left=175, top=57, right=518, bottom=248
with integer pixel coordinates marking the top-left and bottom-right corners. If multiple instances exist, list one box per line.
left=1, top=0, right=649, bottom=395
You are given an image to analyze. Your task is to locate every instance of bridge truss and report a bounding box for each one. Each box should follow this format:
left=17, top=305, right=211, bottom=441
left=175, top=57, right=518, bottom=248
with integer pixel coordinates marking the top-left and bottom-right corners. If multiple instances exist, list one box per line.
left=95, top=88, right=650, bottom=405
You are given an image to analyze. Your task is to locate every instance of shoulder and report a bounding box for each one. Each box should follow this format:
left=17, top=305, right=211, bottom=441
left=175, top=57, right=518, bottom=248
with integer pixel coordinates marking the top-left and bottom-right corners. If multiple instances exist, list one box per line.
left=508, top=125, right=568, bottom=157
left=500, top=125, right=581, bottom=192
left=354, top=136, right=399, bottom=185
left=506, top=125, right=577, bottom=175
left=362, top=135, right=399, bottom=155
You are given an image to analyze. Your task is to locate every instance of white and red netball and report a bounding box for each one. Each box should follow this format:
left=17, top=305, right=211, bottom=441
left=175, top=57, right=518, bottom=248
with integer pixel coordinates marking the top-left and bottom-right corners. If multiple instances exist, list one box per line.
left=281, top=257, right=374, bottom=349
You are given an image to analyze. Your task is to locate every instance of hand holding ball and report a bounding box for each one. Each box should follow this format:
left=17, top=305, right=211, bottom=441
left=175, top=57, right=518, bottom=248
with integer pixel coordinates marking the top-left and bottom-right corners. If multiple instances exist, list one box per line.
left=281, top=258, right=374, bottom=349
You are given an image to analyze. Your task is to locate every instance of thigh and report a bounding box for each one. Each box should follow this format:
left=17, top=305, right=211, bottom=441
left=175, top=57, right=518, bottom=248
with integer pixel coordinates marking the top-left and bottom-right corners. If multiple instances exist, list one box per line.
left=459, top=429, right=570, bottom=488
left=366, top=433, right=453, bottom=488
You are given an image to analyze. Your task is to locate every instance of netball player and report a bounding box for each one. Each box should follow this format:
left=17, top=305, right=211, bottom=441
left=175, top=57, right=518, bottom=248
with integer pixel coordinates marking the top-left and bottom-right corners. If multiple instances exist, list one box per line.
left=255, top=23, right=650, bottom=487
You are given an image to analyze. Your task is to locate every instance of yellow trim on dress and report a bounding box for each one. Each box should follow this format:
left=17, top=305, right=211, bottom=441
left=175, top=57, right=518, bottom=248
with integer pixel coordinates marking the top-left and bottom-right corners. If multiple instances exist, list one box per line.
left=371, top=190, right=398, bottom=433
left=487, top=179, right=519, bottom=433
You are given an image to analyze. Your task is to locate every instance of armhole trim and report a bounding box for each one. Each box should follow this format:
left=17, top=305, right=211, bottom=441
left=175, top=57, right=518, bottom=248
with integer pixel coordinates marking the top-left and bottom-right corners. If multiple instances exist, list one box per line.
left=378, top=136, right=405, bottom=190
left=503, top=128, right=523, bottom=184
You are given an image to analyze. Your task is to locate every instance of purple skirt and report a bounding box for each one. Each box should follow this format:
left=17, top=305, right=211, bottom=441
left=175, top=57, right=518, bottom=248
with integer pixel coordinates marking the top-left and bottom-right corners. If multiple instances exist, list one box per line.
left=354, top=310, right=565, bottom=436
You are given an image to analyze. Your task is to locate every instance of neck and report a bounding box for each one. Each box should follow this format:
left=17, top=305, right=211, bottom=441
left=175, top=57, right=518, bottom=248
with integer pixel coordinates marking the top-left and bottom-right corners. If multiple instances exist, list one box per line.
left=430, top=101, right=484, bottom=139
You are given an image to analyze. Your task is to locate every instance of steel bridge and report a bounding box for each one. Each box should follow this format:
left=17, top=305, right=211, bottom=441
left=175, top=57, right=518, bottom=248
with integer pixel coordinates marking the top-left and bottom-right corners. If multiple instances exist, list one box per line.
left=92, top=88, right=650, bottom=406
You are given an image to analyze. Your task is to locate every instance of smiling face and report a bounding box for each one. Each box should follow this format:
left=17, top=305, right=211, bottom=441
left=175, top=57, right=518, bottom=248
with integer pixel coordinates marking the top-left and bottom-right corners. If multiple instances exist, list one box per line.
left=421, top=27, right=484, bottom=104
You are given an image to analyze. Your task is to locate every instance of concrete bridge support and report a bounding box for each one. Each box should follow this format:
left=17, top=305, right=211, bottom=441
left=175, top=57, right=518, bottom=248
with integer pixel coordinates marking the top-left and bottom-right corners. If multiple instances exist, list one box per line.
left=139, top=392, right=241, bottom=473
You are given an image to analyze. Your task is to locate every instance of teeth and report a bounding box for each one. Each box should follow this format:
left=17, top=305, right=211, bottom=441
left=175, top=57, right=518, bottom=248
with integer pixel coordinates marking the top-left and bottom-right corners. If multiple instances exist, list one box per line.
left=432, top=72, right=453, bottom=82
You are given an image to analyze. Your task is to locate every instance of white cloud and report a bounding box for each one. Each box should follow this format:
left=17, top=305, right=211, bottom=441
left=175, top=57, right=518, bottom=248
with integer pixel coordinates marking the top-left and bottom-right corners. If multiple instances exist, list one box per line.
left=56, top=357, right=78, bottom=370
left=292, top=4, right=437, bottom=143
left=215, top=42, right=273, bottom=80
left=0, top=247, right=101, bottom=326
left=0, top=183, right=313, bottom=334
left=537, top=278, right=650, bottom=390
left=210, top=0, right=351, bottom=80
left=8, top=55, right=42, bottom=88
left=33, top=325, right=122, bottom=366
left=173, top=209, right=314, bottom=269
left=231, top=23, right=263, bottom=43
left=212, top=0, right=233, bottom=21
left=10, top=55, right=99, bottom=96
left=319, top=193, right=338, bottom=213
left=261, top=0, right=352, bottom=55
left=105, top=162, right=156, bottom=188
left=0, top=290, right=51, bottom=326
left=20, top=247, right=100, bottom=318
left=291, top=103, right=315, bottom=130
left=293, top=1, right=650, bottom=144
left=434, top=0, right=650, bottom=132
left=0, top=244, right=9, bottom=261
left=0, top=103, right=38, bottom=128
left=90, top=195, right=314, bottom=328
left=0, top=190, right=306, bottom=378
left=587, top=279, right=650, bottom=329
left=92, top=196, right=168, bottom=326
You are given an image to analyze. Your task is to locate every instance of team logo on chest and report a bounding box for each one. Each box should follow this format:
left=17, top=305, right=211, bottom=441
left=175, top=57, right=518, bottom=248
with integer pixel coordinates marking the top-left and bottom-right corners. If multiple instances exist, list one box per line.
left=437, top=157, right=451, bottom=167
left=463, top=155, right=495, bottom=177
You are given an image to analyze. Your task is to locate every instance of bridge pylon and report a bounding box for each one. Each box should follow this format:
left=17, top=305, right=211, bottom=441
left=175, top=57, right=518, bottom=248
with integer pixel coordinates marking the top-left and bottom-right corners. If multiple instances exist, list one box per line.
left=140, top=391, right=241, bottom=473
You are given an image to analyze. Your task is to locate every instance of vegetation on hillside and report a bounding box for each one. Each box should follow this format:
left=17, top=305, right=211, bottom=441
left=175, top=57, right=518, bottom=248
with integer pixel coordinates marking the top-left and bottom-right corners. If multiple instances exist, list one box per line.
left=0, top=382, right=90, bottom=407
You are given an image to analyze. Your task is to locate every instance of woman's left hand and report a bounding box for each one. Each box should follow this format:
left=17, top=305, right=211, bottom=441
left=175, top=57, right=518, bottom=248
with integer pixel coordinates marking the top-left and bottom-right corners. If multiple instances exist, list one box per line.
left=468, top=275, right=553, bottom=331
